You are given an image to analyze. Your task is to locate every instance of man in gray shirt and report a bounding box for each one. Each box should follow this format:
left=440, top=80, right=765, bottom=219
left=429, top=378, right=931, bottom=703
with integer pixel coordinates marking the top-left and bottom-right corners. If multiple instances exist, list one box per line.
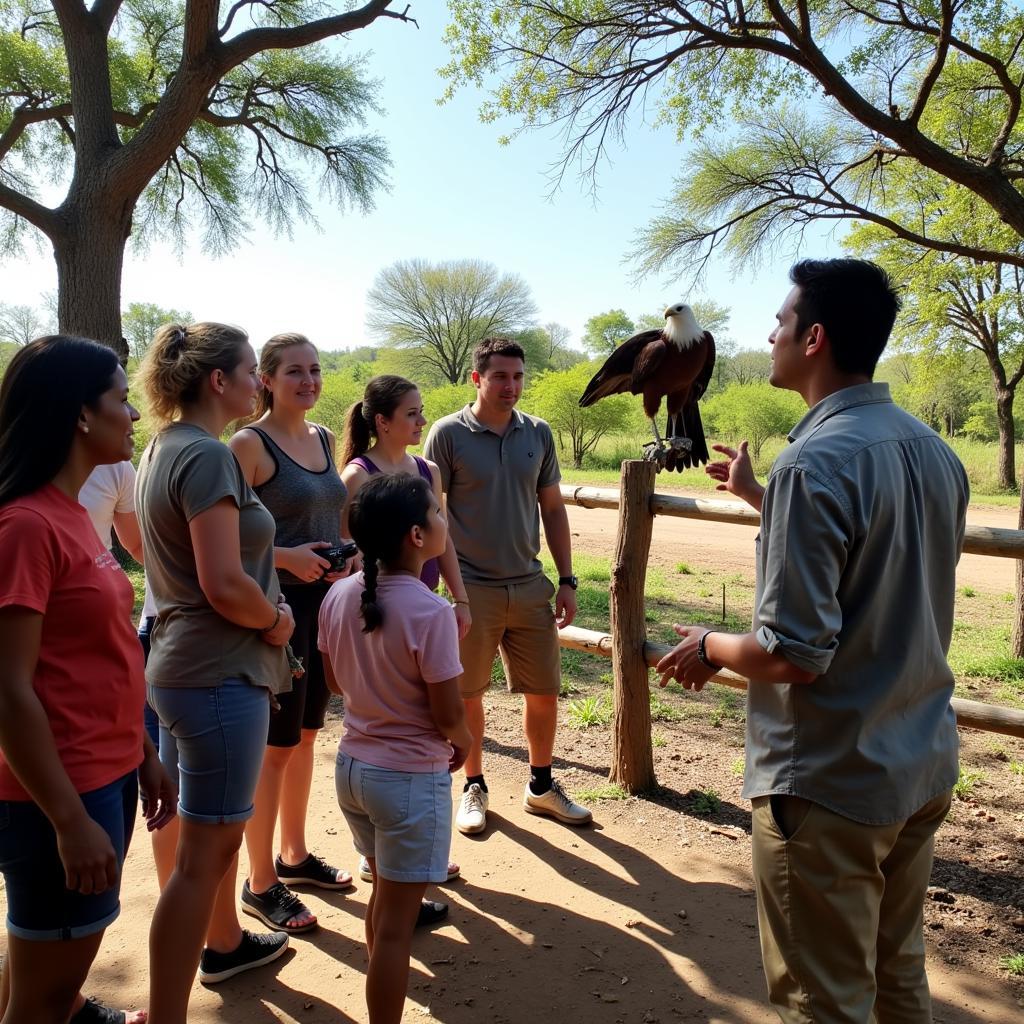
left=425, top=337, right=591, bottom=835
left=657, top=259, right=968, bottom=1024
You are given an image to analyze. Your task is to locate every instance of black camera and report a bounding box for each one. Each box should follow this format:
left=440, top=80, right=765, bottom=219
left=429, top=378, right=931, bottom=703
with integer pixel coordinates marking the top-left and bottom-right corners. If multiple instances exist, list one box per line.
left=322, top=540, right=359, bottom=573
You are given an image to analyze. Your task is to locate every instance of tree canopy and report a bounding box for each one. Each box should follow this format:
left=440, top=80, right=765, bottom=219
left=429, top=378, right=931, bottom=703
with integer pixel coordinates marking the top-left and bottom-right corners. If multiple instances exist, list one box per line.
left=366, top=258, right=538, bottom=384
left=122, top=301, right=193, bottom=361
left=0, top=0, right=414, bottom=351
left=523, top=361, right=637, bottom=467
left=443, top=1, right=1024, bottom=250
left=580, top=308, right=635, bottom=356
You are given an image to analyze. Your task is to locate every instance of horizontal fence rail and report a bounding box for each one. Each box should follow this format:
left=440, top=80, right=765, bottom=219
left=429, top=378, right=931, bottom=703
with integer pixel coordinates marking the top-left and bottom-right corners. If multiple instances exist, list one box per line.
left=561, top=484, right=1024, bottom=559
left=558, top=626, right=1024, bottom=739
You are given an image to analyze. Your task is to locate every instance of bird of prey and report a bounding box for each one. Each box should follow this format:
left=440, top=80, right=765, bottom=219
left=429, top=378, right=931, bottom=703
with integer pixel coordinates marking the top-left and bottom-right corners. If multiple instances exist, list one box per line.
left=578, top=303, right=715, bottom=472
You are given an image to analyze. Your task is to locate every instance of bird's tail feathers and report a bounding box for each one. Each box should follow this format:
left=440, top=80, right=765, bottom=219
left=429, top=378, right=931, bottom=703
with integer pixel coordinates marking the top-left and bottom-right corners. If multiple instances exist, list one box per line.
left=665, top=405, right=710, bottom=472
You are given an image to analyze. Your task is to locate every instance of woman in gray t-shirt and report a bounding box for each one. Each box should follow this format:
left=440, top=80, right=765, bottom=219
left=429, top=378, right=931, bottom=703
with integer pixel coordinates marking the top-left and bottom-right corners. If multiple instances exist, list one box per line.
left=136, top=322, right=295, bottom=1013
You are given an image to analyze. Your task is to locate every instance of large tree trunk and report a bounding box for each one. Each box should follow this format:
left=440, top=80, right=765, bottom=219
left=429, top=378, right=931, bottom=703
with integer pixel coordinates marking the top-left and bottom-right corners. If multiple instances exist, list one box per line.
left=995, top=385, right=1017, bottom=492
left=54, top=202, right=131, bottom=363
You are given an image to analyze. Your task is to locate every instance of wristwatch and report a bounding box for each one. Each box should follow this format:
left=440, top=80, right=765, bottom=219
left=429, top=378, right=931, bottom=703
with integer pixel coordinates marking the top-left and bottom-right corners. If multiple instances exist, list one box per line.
left=558, top=575, right=578, bottom=590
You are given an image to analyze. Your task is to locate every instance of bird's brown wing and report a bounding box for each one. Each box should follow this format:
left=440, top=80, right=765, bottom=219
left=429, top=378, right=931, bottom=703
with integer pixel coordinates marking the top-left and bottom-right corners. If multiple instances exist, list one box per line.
left=578, top=329, right=665, bottom=407
left=690, top=331, right=715, bottom=402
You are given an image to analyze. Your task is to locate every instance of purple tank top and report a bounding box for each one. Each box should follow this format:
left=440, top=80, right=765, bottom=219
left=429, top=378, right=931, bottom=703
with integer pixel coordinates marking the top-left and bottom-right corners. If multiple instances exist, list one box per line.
left=349, top=454, right=441, bottom=591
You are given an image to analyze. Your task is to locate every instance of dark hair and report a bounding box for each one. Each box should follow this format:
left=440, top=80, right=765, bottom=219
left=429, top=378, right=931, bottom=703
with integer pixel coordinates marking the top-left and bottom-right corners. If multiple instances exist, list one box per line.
left=472, top=337, right=526, bottom=374
left=253, top=332, right=318, bottom=419
left=789, top=259, right=901, bottom=377
left=0, top=335, right=119, bottom=506
left=137, top=322, right=249, bottom=424
left=340, top=375, right=419, bottom=466
left=348, top=473, right=433, bottom=633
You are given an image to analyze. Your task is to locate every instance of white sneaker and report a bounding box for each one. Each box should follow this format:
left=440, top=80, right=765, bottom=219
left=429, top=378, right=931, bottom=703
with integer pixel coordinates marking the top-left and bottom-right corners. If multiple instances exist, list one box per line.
left=456, top=783, right=489, bottom=834
left=523, top=779, right=593, bottom=826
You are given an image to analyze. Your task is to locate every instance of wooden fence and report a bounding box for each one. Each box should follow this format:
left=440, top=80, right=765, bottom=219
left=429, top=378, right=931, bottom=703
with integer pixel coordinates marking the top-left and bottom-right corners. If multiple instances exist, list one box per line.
left=557, top=461, right=1024, bottom=793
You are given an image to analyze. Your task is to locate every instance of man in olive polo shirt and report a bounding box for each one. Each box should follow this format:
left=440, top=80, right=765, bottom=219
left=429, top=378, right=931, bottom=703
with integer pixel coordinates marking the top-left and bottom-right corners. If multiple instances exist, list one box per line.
left=424, top=337, right=592, bottom=834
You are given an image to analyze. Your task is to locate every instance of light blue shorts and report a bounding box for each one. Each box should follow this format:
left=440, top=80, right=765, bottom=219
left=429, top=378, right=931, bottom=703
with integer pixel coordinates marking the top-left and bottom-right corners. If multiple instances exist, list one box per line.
left=148, top=677, right=269, bottom=825
left=335, top=752, right=452, bottom=884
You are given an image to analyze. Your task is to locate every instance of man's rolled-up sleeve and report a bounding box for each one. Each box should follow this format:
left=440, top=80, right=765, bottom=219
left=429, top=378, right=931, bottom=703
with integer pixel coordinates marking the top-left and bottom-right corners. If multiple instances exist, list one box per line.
left=755, top=465, right=851, bottom=676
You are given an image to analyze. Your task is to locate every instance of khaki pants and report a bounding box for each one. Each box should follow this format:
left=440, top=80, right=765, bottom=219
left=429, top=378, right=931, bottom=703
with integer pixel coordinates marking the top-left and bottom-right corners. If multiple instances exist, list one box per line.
left=751, top=790, right=952, bottom=1024
left=458, top=574, right=561, bottom=698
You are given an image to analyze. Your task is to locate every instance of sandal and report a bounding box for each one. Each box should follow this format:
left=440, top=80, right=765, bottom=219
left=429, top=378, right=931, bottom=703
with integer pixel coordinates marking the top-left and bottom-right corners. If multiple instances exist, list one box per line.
left=416, top=900, right=449, bottom=928
left=240, top=880, right=318, bottom=934
left=69, top=998, right=147, bottom=1024
left=275, top=852, right=353, bottom=891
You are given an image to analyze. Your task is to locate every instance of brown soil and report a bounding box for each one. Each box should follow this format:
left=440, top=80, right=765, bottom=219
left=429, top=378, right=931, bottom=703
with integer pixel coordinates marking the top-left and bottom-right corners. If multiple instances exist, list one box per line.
left=3, top=495, right=1022, bottom=1022
left=54, top=703, right=1024, bottom=1023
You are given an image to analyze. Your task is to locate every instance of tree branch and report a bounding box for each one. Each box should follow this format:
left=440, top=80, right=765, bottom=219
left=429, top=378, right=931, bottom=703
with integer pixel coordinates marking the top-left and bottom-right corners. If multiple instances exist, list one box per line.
left=219, top=1, right=417, bottom=69
left=0, top=181, right=59, bottom=238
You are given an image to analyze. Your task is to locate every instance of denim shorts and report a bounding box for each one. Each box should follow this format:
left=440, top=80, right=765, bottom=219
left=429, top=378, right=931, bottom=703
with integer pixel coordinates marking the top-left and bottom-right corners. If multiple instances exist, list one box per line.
left=148, top=678, right=269, bottom=825
left=335, top=752, right=452, bottom=884
left=0, top=771, right=137, bottom=941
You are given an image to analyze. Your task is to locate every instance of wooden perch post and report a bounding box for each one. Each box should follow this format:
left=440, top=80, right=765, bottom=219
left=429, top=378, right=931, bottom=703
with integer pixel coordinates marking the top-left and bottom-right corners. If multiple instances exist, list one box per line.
left=608, top=460, right=657, bottom=792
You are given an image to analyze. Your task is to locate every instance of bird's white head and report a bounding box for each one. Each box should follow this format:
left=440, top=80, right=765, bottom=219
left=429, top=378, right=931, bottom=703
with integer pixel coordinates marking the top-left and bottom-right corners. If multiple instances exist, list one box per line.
left=662, top=302, right=704, bottom=349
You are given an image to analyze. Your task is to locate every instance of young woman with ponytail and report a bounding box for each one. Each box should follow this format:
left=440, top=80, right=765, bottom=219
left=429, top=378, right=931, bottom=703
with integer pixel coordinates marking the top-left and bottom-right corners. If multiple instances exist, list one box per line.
left=340, top=375, right=470, bottom=891
left=229, top=333, right=353, bottom=936
left=136, top=323, right=294, bottom=1022
left=318, top=474, right=472, bottom=1024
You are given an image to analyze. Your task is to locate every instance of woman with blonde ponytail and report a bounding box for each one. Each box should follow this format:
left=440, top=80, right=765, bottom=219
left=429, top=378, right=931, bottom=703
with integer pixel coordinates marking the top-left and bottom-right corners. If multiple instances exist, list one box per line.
left=136, top=323, right=294, bottom=1022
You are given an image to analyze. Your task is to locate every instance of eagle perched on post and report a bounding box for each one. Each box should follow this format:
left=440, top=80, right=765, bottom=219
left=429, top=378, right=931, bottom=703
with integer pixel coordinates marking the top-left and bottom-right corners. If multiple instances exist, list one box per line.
left=578, top=303, right=715, bottom=472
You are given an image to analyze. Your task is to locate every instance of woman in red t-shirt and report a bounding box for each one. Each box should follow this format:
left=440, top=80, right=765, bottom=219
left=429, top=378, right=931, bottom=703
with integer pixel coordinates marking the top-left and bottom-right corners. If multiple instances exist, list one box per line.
left=0, top=336, right=176, bottom=1024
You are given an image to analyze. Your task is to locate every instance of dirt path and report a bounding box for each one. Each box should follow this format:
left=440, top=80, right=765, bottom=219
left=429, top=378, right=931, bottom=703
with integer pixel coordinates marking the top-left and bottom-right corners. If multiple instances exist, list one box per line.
left=565, top=490, right=1018, bottom=595
left=37, top=724, right=1024, bottom=1023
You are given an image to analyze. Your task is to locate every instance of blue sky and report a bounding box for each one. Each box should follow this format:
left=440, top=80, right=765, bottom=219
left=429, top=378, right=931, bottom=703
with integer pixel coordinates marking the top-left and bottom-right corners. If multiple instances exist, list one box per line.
left=2, top=9, right=843, bottom=355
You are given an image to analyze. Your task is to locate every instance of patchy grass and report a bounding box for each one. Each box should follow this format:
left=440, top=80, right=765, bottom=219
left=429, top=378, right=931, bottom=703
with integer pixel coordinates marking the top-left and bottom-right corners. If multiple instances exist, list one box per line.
left=652, top=731, right=668, bottom=748
left=999, top=952, right=1024, bottom=976
left=649, top=692, right=685, bottom=723
left=730, top=757, right=745, bottom=777
left=689, top=788, right=722, bottom=815
left=576, top=783, right=629, bottom=802
left=953, top=767, right=985, bottom=800
left=566, top=695, right=612, bottom=730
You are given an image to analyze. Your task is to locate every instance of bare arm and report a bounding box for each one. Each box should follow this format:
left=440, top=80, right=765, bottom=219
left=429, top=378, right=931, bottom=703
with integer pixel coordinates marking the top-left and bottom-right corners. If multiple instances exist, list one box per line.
left=427, top=459, right=471, bottom=638
left=323, top=651, right=342, bottom=696
left=426, top=676, right=474, bottom=762
left=538, top=481, right=576, bottom=628
left=189, top=498, right=293, bottom=643
left=112, top=508, right=144, bottom=563
left=0, top=608, right=118, bottom=893
left=656, top=625, right=817, bottom=692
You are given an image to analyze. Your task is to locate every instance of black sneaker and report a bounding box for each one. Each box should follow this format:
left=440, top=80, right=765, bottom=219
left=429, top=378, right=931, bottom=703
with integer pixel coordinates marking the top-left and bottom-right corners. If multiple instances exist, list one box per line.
left=198, top=928, right=289, bottom=985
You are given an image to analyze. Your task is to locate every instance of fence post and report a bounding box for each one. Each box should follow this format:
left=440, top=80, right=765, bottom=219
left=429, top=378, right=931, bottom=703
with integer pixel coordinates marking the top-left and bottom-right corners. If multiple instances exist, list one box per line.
left=608, top=459, right=657, bottom=792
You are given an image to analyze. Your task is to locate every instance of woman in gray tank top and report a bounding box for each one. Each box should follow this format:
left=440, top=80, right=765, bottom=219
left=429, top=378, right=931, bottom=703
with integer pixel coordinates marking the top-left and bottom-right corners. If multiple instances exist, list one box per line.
left=229, top=333, right=352, bottom=936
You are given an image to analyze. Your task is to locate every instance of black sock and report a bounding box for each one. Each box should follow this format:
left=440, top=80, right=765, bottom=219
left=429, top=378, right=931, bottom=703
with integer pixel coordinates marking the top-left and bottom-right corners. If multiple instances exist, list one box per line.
left=464, top=774, right=487, bottom=793
left=529, top=764, right=552, bottom=795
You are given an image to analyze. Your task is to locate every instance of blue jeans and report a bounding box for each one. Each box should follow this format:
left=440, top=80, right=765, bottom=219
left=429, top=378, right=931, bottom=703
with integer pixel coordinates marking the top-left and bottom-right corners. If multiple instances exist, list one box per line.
left=148, top=678, right=269, bottom=824
left=0, top=772, right=138, bottom=941
left=335, top=752, right=452, bottom=884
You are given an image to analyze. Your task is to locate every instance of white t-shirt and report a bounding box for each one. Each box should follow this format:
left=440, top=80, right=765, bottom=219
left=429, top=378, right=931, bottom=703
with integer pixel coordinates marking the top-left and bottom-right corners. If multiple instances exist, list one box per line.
left=79, top=462, right=136, bottom=549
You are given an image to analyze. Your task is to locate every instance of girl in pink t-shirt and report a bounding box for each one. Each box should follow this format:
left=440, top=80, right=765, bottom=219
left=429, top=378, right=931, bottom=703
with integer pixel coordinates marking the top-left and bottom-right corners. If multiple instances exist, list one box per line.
left=319, top=473, right=472, bottom=1024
